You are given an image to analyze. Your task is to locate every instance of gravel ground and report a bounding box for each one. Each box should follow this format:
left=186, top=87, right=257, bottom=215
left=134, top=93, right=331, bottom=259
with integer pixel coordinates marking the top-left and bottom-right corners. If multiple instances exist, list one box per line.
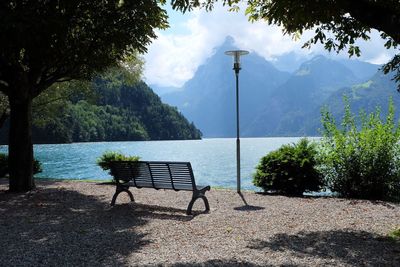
left=0, top=179, right=399, bottom=266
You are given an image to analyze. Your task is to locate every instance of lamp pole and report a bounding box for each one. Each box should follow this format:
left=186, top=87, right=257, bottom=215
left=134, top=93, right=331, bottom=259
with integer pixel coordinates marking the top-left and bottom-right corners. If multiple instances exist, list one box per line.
left=224, top=50, right=249, bottom=193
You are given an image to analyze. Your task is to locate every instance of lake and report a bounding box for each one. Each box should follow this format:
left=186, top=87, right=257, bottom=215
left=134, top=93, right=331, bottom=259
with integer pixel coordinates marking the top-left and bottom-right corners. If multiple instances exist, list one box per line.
left=0, top=137, right=310, bottom=190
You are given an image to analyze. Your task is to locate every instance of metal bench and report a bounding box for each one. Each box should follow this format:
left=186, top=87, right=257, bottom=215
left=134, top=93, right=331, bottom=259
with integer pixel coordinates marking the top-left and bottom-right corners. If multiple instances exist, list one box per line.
left=109, top=161, right=210, bottom=215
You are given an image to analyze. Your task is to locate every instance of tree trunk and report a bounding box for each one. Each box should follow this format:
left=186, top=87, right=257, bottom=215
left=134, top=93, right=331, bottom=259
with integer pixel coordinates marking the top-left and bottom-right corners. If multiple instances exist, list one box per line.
left=8, top=96, right=35, bottom=192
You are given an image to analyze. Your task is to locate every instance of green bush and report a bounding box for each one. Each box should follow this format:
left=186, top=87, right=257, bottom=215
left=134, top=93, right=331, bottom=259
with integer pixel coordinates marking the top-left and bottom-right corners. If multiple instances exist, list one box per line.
left=0, top=153, right=42, bottom=177
left=97, top=151, right=140, bottom=175
left=253, top=138, right=323, bottom=196
left=318, top=98, right=400, bottom=202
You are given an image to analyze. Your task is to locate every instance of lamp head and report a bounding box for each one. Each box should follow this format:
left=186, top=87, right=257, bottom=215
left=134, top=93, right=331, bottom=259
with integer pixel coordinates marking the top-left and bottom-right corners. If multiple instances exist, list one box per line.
left=225, top=50, right=249, bottom=73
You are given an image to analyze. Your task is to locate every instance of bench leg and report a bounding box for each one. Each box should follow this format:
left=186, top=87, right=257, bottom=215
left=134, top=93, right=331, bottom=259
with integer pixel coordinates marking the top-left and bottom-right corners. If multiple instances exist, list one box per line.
left=201, top=195, right=210, bottom=211
left=187, top=194, right=210, bottom=215
left=111, top=186, right=134, bottom=206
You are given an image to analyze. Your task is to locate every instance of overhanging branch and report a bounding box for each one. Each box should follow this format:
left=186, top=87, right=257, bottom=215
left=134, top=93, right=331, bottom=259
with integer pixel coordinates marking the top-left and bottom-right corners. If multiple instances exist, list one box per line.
left=346, top=0, right=400, bottom=44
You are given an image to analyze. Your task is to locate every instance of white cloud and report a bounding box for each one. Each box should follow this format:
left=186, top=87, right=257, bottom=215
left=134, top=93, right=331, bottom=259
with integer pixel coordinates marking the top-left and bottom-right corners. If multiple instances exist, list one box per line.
left=353, top=31, right=396, bottom=64
left=144, top=4, right=397, bottom=87
left=144, top=4, right=304, bottom=87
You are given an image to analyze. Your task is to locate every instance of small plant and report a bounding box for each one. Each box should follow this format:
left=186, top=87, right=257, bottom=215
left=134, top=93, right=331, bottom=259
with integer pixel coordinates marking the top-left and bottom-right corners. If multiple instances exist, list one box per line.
left=33, top=159, right=42, bottom=175
left=253, top=138, right=323, bottom=196
left=97, top=151, right=139, bottom=175
left=0, top=153, right=42, bottom=177
left=388, top=227, right=400, bottom=241
left=319, top=97, right=400, bottom=202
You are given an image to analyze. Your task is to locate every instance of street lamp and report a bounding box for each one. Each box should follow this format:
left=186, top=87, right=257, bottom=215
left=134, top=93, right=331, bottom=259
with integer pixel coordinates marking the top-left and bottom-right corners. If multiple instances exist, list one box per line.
left=225, top=50, right=249, bottom=193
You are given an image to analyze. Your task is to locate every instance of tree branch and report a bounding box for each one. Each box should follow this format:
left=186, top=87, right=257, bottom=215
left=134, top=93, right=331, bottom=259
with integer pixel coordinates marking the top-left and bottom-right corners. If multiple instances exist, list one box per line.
left=346, top=0, right=400, bottom=44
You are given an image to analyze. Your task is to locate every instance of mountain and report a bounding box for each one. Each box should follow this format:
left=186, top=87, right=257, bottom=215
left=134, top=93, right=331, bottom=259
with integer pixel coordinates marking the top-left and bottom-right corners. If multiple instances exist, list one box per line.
left=272, top=51, right=380, bottom=81
left=160, top=36, right=393, bottom=138
left=303, top=71, right=400, bottom=135
left=339, top=58, right=381, bottom=82
left=240, top=55, right=360, bottom=136
left=271, top=51, right=312, bottom=73
left=162, top=36, right=290, bottom=137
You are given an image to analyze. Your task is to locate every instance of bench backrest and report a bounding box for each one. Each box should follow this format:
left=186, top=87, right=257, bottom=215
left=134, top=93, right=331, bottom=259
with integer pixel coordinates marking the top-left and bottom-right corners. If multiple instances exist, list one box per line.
left=110, top=161, right=197, bottom=191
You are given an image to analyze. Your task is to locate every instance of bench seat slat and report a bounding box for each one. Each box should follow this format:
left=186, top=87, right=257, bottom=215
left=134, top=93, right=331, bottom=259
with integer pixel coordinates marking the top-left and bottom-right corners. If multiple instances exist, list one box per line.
left=128, top=182, right=192, bottom=189
left=126, top=181, right=207, bottom=191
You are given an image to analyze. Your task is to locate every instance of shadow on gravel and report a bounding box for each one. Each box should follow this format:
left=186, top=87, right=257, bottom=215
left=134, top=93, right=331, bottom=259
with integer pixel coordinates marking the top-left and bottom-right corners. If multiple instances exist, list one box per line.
left=111, top=202, right=195, bottom=221
left=0, top=182, right=190, bottom=266
left=343, top=198, right=399, bottom=209
left=234, top=192, right=265, bottom=211
left=143, top=259, right=303, bottom=266
left=148, top=259, right=274, bottom=266
left=248, top=230, right=400, bottom=266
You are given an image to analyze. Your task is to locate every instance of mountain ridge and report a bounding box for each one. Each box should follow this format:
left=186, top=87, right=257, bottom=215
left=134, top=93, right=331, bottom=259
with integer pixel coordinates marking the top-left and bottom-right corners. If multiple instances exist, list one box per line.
left=159, top=36, right=394, bottom=137
left=162, top=36, right=290, bottom=137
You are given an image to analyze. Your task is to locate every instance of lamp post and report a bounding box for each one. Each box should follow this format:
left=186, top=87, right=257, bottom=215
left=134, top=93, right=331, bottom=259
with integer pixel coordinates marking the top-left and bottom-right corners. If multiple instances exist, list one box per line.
left=225, top=50, right=249, bottom=193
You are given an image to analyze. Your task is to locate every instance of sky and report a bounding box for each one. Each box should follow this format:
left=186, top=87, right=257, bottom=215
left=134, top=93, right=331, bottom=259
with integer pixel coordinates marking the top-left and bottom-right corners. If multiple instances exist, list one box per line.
left=143, top=3, right=397, bottom=88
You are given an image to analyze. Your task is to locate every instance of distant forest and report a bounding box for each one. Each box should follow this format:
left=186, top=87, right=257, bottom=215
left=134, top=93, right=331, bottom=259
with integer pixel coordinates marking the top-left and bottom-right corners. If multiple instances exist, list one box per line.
left=0, top=71, right=202, bottom=144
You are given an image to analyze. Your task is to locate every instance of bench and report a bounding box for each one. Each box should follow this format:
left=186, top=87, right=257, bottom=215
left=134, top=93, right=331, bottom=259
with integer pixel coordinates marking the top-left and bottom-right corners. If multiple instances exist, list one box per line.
left=109, top=161, right=210, bottom=215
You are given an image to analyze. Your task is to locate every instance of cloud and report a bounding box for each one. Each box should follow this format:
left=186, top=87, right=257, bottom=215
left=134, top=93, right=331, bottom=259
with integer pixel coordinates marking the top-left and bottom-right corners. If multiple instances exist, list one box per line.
left=143, top=4, right=397, bottom=87
left=143, top=6, right=228, bottom=87
left=353, top=31, right=397, bottom=64
left=144, top=4, right=304, bottom=87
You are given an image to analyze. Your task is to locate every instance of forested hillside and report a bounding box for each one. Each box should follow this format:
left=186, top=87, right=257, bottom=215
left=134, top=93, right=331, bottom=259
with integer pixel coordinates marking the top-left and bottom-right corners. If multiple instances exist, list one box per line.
left=0, top=72, right=202, bottom=144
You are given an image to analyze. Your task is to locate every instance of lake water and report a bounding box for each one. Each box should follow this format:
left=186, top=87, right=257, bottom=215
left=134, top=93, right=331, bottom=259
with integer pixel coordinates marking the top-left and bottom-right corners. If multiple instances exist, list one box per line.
left=0, top=137, right=310, bottom=191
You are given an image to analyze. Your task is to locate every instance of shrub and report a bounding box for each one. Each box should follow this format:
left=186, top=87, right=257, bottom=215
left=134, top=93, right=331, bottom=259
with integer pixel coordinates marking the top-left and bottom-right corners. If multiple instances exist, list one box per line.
left=0, top=153, right=42, bottom=177
left=253, top=138, right=323, bottom=196
left=318, top=98, right=400, bottom=202
left=97, top=151, right=140, bottom=175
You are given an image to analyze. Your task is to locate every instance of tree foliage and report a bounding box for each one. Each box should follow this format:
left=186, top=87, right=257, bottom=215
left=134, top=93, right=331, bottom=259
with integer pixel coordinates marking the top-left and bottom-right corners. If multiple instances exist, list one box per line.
left=172, top=0, right=400, bottom=88
left=319, top=97, right=400, bottom=201
left=0, top=0, right=167, bottom=95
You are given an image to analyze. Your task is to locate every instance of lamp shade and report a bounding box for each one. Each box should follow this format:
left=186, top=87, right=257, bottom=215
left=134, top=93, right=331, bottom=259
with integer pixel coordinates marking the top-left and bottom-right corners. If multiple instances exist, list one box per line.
left=224, top=50, right=249, bottom=64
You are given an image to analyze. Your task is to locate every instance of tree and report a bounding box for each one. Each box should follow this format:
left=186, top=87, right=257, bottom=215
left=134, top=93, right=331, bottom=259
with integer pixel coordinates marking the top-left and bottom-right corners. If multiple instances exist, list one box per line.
left=0, top=0, right=169, bottom=192
left=172, top=0, right=400, bottom=87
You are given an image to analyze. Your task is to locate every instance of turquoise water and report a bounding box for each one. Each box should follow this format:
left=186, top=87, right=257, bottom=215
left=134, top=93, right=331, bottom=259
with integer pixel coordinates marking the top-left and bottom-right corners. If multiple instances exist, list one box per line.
left=0, top=137, right=309, bottom=190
